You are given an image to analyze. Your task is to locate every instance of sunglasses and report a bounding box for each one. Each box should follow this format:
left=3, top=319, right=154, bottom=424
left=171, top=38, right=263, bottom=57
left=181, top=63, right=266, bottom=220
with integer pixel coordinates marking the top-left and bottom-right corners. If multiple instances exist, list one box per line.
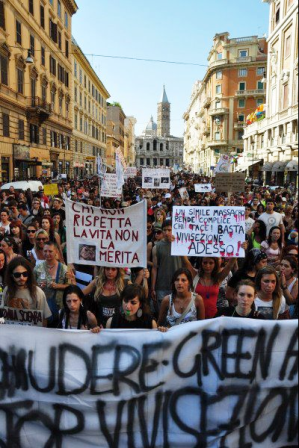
left=13, top=272, right=29, bottom=279
left=37, top=237, right=47, bottom=241
left=27, top=230, right=36, bottom=234
left=155, top=230, right=163, bottom=235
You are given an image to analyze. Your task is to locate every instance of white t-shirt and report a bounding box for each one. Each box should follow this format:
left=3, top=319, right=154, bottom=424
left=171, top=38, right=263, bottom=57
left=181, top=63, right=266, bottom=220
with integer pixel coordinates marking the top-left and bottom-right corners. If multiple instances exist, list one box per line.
left=245, top=217, right=255, bottom=234
left=255, top=295, right=288, bottom=320
left=0, top=222, right=10, bottom=234
left=2, top=286, right=52, bottom=320
left=259, top=212, right=284, bottom=236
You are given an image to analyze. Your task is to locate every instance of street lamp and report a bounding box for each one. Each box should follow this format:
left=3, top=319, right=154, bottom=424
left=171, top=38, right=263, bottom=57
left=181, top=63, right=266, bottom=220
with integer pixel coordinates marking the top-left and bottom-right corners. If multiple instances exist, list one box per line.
left=25, top=49, right=34, bottom=64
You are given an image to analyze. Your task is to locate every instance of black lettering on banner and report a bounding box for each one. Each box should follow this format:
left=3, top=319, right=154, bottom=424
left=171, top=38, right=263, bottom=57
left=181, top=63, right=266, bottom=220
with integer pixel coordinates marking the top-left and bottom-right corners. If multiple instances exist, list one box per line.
left=279, top=327, right=298, bottom=381
left=58, top=344, right=91, bottom=395
left=139, top=342, right=170, bottom=392
left=96, top=400, right=126, bottom=448
left=90, top=344, right=115, bottom=396
left=250, top=325, right=280, bottom=382
left=138, top=392, right=163, bottom=448
left=173, top=331, right=202, bottom=386
left=201, top=330, right=224, bottom=380
left=28, top=348, right=56, bottom=393
left=112, top=345, right=141, bottom=396
left=221, top=329, right=255, bottom=379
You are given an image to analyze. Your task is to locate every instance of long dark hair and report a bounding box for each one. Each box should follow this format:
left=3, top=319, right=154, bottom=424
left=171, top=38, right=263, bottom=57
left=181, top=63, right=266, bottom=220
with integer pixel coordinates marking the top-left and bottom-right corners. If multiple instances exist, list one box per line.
left=254, top=219, right=267, bottom=242
left=5, top=257, right=37, bottom=304
left=255, top=266, right=282, bottom=320
left=267, top=226, right=283, bottom=248
left=171, top=268, right=193, bottom=298
left=41, top=216, right=55, bottom=241
left=198, top=257, right=220, bottom=284
left=60, top=285, right=88, bottom=329
left=0, top=248, right=7, bottom=281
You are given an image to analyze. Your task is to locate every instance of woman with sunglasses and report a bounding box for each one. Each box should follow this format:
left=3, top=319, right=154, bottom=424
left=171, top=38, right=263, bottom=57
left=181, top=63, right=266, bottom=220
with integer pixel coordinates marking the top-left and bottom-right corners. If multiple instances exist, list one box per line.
left=30, top=229, right=49, bottom=267
left=1, top=258, right=51, bottom=327
left=0, top=236, right=20, bottom=265
left=22, top=224, right=37, bottom=262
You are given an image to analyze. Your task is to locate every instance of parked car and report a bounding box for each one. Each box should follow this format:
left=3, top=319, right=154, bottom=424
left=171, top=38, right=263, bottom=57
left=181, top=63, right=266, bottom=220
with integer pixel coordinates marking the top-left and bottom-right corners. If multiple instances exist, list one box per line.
left=0, top=180, right=43, bottom=193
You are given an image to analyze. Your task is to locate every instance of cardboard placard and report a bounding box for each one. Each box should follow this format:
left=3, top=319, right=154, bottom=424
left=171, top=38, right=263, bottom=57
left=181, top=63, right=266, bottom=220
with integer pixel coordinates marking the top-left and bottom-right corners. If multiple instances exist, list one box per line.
left=215, top=173, right=246, bottom=193
left=43, top=184, right=59, bottom=196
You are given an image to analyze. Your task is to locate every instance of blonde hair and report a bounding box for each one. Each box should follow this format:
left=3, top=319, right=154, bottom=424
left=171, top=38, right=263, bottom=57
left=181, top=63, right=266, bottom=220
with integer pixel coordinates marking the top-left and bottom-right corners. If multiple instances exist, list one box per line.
left=34, top=230, right=49, bottom=251
left=94, top=267, right=125, bottom=301
left=154, top=208, right=166, bottom=222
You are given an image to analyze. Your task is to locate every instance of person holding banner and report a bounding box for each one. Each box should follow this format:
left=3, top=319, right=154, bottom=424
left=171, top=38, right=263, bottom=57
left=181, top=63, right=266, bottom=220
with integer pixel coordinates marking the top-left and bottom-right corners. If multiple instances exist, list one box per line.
left=158, top=268, right=205, bottom=327
left=58, top=285, right=98, bottom=330
left=106, top=284, right=157, bottom=330
left=2, top=257, right=51, bottom=327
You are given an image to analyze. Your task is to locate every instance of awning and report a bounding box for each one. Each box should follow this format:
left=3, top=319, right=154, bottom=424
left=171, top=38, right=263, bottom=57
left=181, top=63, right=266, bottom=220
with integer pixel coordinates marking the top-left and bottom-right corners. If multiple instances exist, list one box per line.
left=272, top=161, right=288, bottom=172
left=235, top=160, right=262, bottom=172
left=286, top=160, right=298, bottom=172
left=260, top=162, right=274, bottom=171
left=42, top=162, right=53, bottom=167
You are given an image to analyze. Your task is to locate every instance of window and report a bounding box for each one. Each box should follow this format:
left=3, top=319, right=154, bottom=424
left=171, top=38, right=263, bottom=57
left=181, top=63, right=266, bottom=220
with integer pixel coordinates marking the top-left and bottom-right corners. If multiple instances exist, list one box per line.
left=30, top=35, right=35, bottom=57
left=17, top=68, right=24, bottom=94
left=238, top=99, right=245, bottom=108
left=18, top=120, right=25, bottom=140
left=59, top=96, right=63, bottom=115
left=0, top=54, right=8, bottom=85
left=57, top=0, right=61, bottom=17
left=146, top=142, right=150, bottom=151
left=40, top=4, right=45, bottom=28
left=140, top=158, right=144, bottom=166
left=0, top=1, right=5, bottom=30
left=257, top=99, right=263, bottom=106
left=283, top=83, right=289, bottom=109
left=238, top=130, right=244, bottom=140
left=215, top=132, right=220, bottom=141
left=31, top=77, right=36, bottom=99
left=41, top=82, right=47, bottom=102
left=257, top=67, right=265, bottom=75
left=275, top=5, right=280, bottom=24
left=74, top=60, right=77, bottom=77
left=74, top=87, right=77, bottom=102
left=50, top=55, right=56, bottom=75
left=239, top=50, right=248, bottom=58
left=58, top=31, right=62, bottom=49
left=74, top=114, right=78, bottom=129
left=79, top=69, right=82, bottom=84
left=49, top=0, right=53, bottom=5
left=80, top=117, right=83, bottom=132
left=29, top=0, right=34, bottom=15
left=217, top=53, right=222, bottom=60
left=16, top=20, right=22, bottom=45
left=239, top=82, right=246, bottom=91
left=216, top=85, right=222, bottom=94
left=49, top=19, right=58, bottom=43
left=41, top=46, right=45, bottom=66
left=160, top=143, right=163, bottom=152
left=257, top=81, right=264, bottom=90
left=285, top=35, right=291, bottom=59
left=79, top=92, right=82, bottom=106
left=146, top=158, right=150, bottom=166
left=160, top=159, right=164, bottom=165
left=238, top=69, right=248, bottom=77
left=2, top=113, right=9, bottom=137
left=64, top=11, right=68, bottom=28
left=65, top=40, right=69, bottom=58
left=64, top=71, right=69, bottom=87
left=51, top=88, right=56, bottom=110
left=238, top=114, right=245, bottom=122
left=215, top=101, right=221, bottom=109
left=42, top=127, right=47, bottom=145
left=216, top=71, right=222, bottom=80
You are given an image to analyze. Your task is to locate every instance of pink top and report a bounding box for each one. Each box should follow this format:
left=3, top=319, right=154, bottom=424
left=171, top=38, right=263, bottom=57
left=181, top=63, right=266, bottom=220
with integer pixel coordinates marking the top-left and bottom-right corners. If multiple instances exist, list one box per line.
left=195, top=282, right=219, bottom=319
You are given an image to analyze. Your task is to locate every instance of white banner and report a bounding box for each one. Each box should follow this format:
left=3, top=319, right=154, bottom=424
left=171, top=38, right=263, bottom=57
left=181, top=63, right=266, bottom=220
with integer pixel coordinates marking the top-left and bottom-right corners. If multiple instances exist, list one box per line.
left=195, top=183, right=213, bottom=193
left=115, top=147, right=127, bottom=170
left=1, top=307, right=43, bottom=326
left=101, top=173, right=122, bottom=199
left=66, top=199, right=147, bottom=268
left=0, top=319, right=297, bottom=447
left=124, top=167, right=137, bottom=179
left=172, top=206, right=246, bottom=257
left=142, top=168, right=171, bottom=189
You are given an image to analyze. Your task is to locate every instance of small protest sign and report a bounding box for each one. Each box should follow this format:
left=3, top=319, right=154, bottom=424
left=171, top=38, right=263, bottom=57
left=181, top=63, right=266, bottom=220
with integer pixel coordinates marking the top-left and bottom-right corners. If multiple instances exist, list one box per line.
left=195, top=183, right=213, bottom=193
left=1, top=307, right=43, bottom=326
left=101, top=173, right=122, bottom=199
left=215, top=173, right=246, bottom=193
left=215, top=154, right=231, bottom=173
left=66, top=199, right=147, bottom=268
left=124, top=167, right=137, bottom=179
left=179, top=187, right=189, bottom=200
left=43, top=184, right=58, bottom=196
left=142, top=168, right=171, bottom=189
left=172, top=206, right=246, bottom=258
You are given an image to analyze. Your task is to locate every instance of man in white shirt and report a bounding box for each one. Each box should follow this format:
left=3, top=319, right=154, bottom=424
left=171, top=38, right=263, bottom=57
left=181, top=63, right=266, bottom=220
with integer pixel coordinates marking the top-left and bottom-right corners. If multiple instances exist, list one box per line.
left=244, top=204, right=255, bottom=234
left=259, top=199, right=285, bottom=243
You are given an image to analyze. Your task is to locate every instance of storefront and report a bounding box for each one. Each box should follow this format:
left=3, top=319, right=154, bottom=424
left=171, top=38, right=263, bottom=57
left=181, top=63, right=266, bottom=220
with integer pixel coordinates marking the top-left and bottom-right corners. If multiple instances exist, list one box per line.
left=272, top=161, right=288, bottom=186
left=285, top=160, right=298, bottom=186
left=13, top=145, right=42, bottom=180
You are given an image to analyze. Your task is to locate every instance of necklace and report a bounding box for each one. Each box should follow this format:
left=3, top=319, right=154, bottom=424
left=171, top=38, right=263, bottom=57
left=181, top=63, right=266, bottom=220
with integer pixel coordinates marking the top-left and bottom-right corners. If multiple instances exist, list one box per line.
left=201, top=278, right=213, bottom=299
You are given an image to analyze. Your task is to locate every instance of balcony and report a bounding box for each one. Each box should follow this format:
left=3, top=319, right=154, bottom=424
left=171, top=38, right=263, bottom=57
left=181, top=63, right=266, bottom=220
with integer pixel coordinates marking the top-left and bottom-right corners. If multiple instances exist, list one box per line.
left=234, top=121, right=245, bottom=130
left=202, top=97, right=211, bottom=108
left=236, top=56, right=253, bottom=63
left=203, top=126, right=211, bottom=136
left=209, top=108, right=229, bottom=116
left=230, top=36, right=258, bottom=44
left=26, top=97, right=52, bottom=124
left=236, top=89, right=266, bottom=97
left=209, top=59, right=228, bottom=69
left=208, top=140, right=228, bottom=147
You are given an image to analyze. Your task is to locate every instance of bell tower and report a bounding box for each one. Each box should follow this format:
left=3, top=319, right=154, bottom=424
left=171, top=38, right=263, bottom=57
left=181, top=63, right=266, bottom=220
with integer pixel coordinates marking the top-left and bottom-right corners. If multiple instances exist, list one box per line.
left=157, top=85, right=170, bottom=137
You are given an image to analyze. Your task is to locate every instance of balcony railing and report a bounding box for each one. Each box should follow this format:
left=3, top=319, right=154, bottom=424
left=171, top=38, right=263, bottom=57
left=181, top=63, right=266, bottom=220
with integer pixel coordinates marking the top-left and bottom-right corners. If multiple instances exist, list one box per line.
left=230, top=36, right=258, bottom=43
left=209, top=59, right=228, bottom=69
left=202, top=97, right=211, bottom=108
left=236, top=89, right=266, bottom=97
left=234, top=121, right=245, bottom=130
left=208, top=140, right=228, bottom=147
left=203, top=126, right=211, bottom=136
left=27, top=97, right=52, bottom=113
left=209, top=108, right=229, bottom=116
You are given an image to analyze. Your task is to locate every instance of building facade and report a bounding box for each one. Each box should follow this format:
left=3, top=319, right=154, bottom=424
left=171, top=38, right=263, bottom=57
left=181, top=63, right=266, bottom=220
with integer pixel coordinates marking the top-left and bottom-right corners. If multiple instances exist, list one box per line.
left=135, top=87, right=184, bottom=168
left=124, top=116, right=137, bottom=166
left=0, top=0, right=78, bottom=181
left=242, top=0, right=298, bottom=185
left=72, top=38, right=110, bottom=178
left=184, top=32, right=268, bottom=174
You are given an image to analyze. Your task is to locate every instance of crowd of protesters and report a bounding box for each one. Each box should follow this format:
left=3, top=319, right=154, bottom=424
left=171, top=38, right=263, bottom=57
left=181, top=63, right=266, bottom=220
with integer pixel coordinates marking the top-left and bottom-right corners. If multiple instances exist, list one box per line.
left=0, top=171, right=298, bottom=331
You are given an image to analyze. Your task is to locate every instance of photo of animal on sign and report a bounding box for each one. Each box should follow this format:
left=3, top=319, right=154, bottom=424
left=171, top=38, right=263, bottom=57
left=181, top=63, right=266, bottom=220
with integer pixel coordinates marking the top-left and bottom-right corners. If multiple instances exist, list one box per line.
left=172, top=206, right=246, bottom=257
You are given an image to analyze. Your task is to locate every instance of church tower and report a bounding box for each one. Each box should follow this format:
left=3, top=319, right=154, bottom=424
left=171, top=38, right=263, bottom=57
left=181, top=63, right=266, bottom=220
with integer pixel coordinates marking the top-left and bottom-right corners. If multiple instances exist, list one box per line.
left=157, top=85, right=170, bottom=137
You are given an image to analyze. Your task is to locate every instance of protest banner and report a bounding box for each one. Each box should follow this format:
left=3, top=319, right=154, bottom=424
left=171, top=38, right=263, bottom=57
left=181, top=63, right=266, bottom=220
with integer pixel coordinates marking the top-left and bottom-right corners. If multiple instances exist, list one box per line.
left=101, top=173, right=122, bottom=199
left=142, top=168, right=171, bottom=189
left=1, top=307, right=43, bottom=326
left=65, top=199, right=147, bottom=268
left=179, top=187, right=189, bottom=200
left=43, top=184, right=58, bottom=196
left=172, top=206, right=246, bottom=257
left=195, top=183, right=213, bottom=193
left=0, top=319, right=297, bottom=447
left=215, top=154, right=232, bottom=173
left=115, top=147, right=127, bottom=170
left=124, top=167, right=137, bottom=179
left=215, top=173, right=246, bottom=193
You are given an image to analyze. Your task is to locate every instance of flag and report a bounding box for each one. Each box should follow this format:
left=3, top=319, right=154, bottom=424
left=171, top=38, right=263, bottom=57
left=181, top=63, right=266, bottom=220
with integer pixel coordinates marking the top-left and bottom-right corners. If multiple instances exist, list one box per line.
left=97, top=156, right=103, bottom=177
left=115, top=148, right=124, bottom=190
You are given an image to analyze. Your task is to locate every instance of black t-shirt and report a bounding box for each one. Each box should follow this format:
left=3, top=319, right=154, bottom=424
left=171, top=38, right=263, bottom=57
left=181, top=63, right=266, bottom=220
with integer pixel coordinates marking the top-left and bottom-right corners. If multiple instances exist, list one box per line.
left=111, top=312, right=153, bottom=329
left=51, top=208, right=66, bottom=221
left=227, top=270, right=256, bottom=289
left=215, top=306, right=264, bottom=319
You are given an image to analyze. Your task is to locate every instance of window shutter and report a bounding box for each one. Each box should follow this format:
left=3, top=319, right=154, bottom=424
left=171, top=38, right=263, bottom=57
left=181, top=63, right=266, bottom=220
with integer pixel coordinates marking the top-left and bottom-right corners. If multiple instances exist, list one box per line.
left=3, top=113, right=9, bottom=137
left=0, top=1, right=5, bottom=30
left=0, top=55, right=8, bottom=85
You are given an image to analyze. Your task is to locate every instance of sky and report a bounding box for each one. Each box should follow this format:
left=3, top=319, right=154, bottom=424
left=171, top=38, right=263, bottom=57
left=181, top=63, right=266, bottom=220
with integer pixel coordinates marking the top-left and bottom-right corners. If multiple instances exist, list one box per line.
left=72, top=0, right=270, bottom=137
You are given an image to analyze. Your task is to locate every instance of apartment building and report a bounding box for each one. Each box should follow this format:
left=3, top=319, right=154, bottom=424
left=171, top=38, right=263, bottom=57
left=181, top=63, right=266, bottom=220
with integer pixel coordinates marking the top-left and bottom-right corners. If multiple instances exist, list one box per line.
left=242, top=0, right=298, bottom=185
left=124, top=116, right=137, bottom=166
left=184, top=32, right=267, bottom=174
left=72, top=38, right=110, bottom=177
left=0, top=0, right=77, bottom=181
left=106, top=103, right=126, bottom=167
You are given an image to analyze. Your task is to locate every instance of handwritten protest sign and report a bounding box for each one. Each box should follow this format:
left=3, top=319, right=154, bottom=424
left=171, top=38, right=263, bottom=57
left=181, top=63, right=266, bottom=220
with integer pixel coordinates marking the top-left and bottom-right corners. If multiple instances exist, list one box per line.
left=142, top=168, right=170, bottom=189
left=179, top=187, right=189, bottom=200
left=115, top=147, right=127, bottom=170
left=215, top=154, right=231, bottom=173
left=0, top=320, right=297, bottom=447
left=43, top=184, right=58, bottom=196
left=124, top=167, right=137, bottom=179
left=1, top=307, right=43, bottom=326
left=215, top=173, right=246, bottom=193
left=195, top=183, right=213, bottom=193
left=101, top=173, right=122, bottom=199
left=172, top=206, right=246, bottom=257
left=65, top=199, right=147, bottom=267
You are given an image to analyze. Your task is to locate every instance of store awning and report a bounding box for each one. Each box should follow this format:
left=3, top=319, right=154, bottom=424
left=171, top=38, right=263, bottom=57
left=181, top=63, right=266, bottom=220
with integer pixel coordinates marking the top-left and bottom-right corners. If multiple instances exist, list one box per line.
left=42, top=162, right=53, bottom=167
left=272, top=161, right=288, bottom=172
left=286, top=160, right=298, bottom=172
left=260, top=162, right=274, bottom=172
left=235, top=160, right=262, bottom=172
